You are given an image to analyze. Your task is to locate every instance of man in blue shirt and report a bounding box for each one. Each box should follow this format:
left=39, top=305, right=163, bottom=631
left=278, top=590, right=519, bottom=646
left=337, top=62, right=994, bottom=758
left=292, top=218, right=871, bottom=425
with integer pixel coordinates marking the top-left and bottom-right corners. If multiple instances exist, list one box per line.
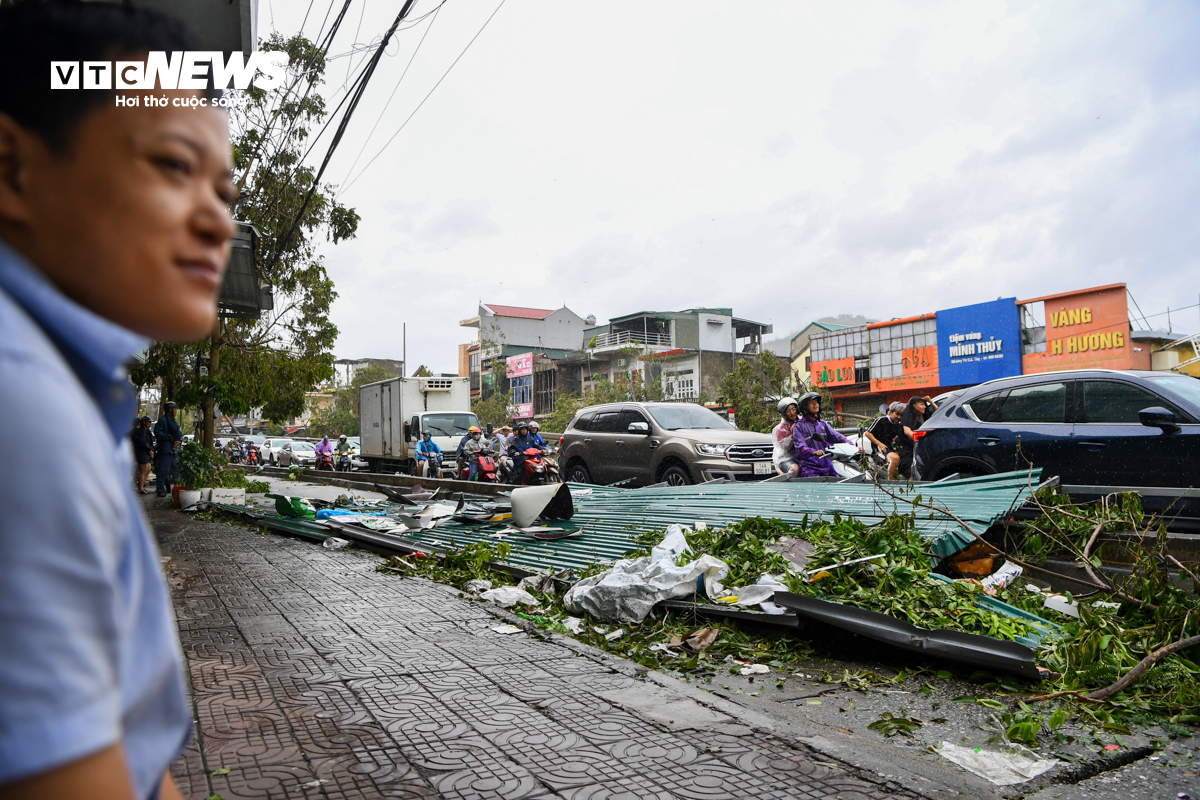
left=415, top=431, right=442, bottom=477
left=153, top=402, right=183, bottom=496
left=0, top=4, right=235, bottom=798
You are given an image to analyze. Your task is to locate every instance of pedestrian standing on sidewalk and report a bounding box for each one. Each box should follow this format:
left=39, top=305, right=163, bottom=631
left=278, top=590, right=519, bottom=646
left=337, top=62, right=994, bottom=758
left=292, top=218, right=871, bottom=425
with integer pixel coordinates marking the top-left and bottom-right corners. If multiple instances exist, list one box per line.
left=131, top=415, right=155, bottom=494
left=0, top=4, right=235, bottom=798
left=153, top=401, right=183, bottom=497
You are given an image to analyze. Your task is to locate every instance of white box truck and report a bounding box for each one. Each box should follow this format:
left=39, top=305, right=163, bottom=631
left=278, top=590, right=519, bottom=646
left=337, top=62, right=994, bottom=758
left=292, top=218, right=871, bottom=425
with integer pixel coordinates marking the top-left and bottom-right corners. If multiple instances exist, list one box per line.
left=359, top=376, right=477, bottom=475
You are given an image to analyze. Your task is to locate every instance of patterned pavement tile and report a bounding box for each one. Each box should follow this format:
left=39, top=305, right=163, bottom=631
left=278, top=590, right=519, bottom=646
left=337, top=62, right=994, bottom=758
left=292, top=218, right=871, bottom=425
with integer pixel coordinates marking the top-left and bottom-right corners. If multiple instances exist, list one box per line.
left=153, top=507, right=914, bottom=800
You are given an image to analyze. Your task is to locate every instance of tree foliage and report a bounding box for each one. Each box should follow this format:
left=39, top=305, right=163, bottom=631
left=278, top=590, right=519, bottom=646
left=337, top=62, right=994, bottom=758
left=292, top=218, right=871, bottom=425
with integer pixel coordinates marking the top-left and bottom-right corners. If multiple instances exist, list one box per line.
left=131, top=34, right=359, bottom=424
left=541, top=369, right=666, bottom=432
left=717, top=352, right=794, bottom=433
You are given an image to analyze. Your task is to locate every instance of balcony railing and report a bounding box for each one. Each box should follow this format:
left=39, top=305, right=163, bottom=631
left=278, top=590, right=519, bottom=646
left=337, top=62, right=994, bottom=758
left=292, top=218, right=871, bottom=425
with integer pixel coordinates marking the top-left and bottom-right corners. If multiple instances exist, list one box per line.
left=590, top=330, right=672, bottom=349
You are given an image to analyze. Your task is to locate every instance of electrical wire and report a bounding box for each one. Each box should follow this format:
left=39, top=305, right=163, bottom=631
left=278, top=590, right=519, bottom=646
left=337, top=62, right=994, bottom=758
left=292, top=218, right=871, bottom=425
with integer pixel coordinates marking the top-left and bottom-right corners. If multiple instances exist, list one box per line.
left=338, top=3, right=442, bottom=187
left=266, top=0, right=420, bottom=275
left=338, top=0, right=507, bottom=197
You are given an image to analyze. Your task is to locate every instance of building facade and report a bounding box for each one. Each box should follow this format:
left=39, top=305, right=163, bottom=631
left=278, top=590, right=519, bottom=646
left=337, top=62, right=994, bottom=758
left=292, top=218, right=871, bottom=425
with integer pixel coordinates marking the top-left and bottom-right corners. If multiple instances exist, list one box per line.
left=807, top=283, right=1196, bottom=419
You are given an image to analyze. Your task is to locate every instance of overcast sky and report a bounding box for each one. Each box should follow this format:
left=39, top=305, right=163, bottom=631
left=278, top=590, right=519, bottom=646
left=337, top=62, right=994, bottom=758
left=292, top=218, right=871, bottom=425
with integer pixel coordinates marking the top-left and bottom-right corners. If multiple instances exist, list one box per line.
left=263, top=0, right=1200, bottom=373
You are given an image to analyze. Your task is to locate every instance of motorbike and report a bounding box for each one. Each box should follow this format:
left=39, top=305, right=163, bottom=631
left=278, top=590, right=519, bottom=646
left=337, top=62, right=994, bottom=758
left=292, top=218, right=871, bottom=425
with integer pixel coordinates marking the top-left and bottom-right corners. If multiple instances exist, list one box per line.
left=337, top=451, right=353, bottom=472
left=824, top=442, right=865, bottom=480
left=315, top=451, right=334, bottom=471
left=224, top=442, right=243, bottom=464
left=512, top=446, right=548, bottom=486
left=246, top=446, right=260, bottom=466
left=474, top=447, right=500, bottom=483
left=542, top=448, right=561, bottom=483
left=420, top=452, right=443, bottom=478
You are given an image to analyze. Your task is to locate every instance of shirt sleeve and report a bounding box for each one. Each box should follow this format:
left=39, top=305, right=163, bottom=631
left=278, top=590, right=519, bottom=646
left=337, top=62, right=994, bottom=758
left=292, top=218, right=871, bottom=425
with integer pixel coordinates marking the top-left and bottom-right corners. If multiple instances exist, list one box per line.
left=0, top=356, right=125, bottom=784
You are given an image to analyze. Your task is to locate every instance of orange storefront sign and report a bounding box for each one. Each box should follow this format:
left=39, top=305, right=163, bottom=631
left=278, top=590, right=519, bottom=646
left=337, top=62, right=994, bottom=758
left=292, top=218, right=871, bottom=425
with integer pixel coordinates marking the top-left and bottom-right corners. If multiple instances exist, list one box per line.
left=811, top=357, right=856, bottom=387
left=1021, top=284, right=1132, bottom=374
left=870, top=346, right=939, bottom=393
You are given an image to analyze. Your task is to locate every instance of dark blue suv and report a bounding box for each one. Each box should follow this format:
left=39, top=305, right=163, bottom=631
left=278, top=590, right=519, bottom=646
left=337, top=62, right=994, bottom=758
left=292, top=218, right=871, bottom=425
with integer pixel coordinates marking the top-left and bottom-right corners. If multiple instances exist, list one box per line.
left=912, top=370, right=1200, bottom=488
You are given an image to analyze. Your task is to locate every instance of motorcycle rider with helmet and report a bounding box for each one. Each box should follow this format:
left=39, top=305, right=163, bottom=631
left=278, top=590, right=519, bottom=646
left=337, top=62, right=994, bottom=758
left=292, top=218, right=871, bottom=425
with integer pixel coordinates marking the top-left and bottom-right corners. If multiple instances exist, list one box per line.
left=506, top=420, right=538, bottom=483
left=460, top=426, right=484, bottom=480
left=791, top=392, right=860, bottom=477
left=528, top=421, right=550, bottom=452
left=772, top=397, right=801, bottom=478
left=415, top=431, right=442, bottom=477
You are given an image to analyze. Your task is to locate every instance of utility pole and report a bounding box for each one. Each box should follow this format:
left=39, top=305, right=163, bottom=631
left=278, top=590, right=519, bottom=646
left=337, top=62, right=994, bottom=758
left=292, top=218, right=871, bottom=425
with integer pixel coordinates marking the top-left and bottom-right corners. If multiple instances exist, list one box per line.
left=203, top=317, right=223, bottom=451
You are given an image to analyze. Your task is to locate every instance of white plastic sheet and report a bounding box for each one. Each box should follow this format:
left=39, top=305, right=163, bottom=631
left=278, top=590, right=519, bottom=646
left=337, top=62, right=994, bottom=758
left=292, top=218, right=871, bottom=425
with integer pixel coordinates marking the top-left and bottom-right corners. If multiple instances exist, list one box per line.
left=564, top=525, right=786, bottom=623
left=935, top=742, right=1058, bottom=785
left=480, top=586, right=539, bottom=608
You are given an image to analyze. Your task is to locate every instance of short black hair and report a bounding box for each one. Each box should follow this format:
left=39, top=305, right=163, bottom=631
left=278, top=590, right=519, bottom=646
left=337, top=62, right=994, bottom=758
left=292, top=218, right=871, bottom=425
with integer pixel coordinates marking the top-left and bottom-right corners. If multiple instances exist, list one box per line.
left=0, top=1, right=212, bottom=151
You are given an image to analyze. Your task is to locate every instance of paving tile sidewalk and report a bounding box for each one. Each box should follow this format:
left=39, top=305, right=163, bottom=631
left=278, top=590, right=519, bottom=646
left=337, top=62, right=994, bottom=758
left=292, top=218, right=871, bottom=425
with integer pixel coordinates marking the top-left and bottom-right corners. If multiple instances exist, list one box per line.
left=153, top=503, right=916, bottom=800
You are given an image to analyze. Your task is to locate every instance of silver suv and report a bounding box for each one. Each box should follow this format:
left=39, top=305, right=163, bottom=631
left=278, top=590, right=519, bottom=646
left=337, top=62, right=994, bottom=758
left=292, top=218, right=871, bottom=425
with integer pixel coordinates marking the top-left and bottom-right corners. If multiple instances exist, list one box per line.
left=559, top=402, right=774, bottom=486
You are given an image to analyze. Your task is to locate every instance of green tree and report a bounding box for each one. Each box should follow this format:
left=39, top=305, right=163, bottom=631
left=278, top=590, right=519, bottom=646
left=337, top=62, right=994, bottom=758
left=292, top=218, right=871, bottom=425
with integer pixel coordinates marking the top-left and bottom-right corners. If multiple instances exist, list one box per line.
left=540, top=369, right=665, bottom=432
left=131, top=34, right=359, bottom=444
left=311, top=364, right=397, bottom=437
left=718, top=352, right=793, bottom=433
left=472, top=360, right=512, bottom=427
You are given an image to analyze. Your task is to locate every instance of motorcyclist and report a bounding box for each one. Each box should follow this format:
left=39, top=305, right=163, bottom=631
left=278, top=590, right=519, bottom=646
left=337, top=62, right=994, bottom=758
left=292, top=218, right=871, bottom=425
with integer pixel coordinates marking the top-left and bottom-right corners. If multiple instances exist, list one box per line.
left=460, top=426, right=484, bottom=480
left=528, top=421, right=550, bottom=452
left=896, top=395, right=938, bottom=478
left=864, top=402, right=906, bottom=480
left=315, top=436, right=333, bottom=468
left=335, top=435, right=353, bottom=471
left=506, top=421, right=538, bottom=483
left=791, top=392, right=860, bottom=477
left=416, top=431, right=442, bottom=478
left=772, top=397, right=800, bottom=478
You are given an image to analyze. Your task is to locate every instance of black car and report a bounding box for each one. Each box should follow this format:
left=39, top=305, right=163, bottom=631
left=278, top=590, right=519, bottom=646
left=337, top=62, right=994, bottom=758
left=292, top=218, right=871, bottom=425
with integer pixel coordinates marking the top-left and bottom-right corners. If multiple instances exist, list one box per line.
left=913, top=369, right=1200, bottom=488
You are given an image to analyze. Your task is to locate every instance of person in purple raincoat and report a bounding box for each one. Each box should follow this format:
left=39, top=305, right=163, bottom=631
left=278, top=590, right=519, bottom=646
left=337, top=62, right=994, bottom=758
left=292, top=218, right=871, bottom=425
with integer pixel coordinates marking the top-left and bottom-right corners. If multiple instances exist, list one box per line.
left=792, top=392, right=856, bottom=477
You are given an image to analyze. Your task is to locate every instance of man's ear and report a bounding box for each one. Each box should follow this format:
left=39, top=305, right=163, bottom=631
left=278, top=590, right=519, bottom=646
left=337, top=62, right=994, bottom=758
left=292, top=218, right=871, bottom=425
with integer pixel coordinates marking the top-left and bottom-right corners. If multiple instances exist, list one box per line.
left=0, top=113, right=35, bottom=227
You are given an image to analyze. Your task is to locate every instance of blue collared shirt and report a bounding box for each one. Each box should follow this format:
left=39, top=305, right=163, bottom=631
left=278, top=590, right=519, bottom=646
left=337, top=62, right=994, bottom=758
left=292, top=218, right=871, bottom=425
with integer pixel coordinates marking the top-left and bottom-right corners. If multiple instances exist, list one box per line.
left=0, top=242, right=191, bottom=798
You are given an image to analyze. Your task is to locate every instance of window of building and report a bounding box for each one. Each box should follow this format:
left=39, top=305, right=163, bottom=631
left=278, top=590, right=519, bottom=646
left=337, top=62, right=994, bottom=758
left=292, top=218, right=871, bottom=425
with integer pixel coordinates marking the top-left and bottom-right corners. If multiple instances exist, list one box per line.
left=510, top=375, right=532, bottom=405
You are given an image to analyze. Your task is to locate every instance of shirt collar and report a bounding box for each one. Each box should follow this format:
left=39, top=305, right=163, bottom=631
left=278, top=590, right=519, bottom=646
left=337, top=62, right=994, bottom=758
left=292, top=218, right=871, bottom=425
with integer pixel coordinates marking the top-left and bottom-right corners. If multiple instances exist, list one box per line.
left=0, top=240, right=148, bottom=437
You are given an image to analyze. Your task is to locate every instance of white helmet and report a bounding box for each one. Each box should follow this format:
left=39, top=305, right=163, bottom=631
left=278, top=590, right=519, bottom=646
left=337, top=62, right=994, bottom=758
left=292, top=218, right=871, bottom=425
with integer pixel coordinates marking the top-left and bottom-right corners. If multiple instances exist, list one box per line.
left=777, top=397, right=799, bottom=417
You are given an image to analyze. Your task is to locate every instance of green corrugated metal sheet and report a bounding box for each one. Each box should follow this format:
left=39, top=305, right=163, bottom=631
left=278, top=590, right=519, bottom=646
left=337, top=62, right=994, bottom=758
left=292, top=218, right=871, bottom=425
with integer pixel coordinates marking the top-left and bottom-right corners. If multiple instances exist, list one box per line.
left=214, top=470, right=1039, bottom=576
left=393, top=469, right=1041, bottom=573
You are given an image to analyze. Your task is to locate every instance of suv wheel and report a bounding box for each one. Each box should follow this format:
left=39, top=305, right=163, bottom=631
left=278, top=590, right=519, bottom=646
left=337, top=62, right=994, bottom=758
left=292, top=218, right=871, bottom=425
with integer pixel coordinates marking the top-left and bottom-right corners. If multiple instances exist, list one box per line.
left=661, top=463, right=693, bottom=486
left=566, top=461, right=592, bottom=484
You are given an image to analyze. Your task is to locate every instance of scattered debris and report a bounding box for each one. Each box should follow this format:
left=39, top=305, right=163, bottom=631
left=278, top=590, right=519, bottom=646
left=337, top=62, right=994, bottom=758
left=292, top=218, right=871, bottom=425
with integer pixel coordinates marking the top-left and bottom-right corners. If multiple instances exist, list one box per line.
left=321, top=537, right=351, bottom=551
left=462, top=579, right=493, bottom=594
left=867, top=711, right=923, bottom=737
left=739, top=664, right=769, bottom=676
left=933, top=741, right=1058, bottom=785
left=489, top=624, right=523, bottom=635
left=480, top=586, right=539, bottom=609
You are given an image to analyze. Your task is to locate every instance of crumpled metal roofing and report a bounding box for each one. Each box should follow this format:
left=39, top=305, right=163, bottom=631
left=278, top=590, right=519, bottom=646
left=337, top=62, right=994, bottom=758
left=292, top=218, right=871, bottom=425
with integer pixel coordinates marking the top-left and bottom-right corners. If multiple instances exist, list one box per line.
left=391, top=469, right=1042, bottom=573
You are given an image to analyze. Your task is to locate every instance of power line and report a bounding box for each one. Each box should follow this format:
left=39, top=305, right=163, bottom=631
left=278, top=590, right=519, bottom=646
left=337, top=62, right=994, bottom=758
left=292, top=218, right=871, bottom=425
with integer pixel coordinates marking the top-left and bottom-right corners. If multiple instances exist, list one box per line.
left=338, top=3, right=442, bottom=187
left=266, top=0, right=420, bottom=275
left=339, top=0, right=507, bottom=197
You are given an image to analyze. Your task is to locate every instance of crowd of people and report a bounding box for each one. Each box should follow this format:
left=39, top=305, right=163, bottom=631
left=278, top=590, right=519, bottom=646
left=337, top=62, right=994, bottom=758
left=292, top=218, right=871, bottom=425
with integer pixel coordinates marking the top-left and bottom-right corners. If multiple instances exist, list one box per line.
left=772, top=393, right=938, bottom=479
left=126, top=401, right=185, bottom=496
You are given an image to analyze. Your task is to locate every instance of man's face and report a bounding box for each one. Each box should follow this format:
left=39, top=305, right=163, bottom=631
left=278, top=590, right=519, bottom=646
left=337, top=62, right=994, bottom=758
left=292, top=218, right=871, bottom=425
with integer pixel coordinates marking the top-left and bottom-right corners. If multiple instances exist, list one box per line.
left=806, top=399, right=820, bottom=415
left=166, top=406, right=176, bottom=417
left=888, top=410, right=901, bottom=422
left=914, top=401, right=927, bottom=415
left=0, top=89, right=235, bottom=341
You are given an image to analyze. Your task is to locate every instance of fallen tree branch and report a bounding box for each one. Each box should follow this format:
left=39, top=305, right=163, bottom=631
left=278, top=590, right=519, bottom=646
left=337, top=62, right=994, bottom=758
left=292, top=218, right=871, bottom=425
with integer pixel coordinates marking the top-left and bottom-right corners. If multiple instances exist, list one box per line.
left=1168, top=555, right=1200, bottom=587
left=873, top=478, right=1160, bottom=610
left=1026, top=688, right=1104, bottom=704
left=1084, top=635, right=1200, bottom=701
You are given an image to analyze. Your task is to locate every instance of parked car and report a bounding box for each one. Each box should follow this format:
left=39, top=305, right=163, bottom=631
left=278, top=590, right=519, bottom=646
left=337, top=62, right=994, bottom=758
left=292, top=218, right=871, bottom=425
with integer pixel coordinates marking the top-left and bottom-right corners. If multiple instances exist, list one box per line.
left=559, top=402, right=774, bottom=486
left=913, top=369, right=1200, bottom=488
left=278, top=440, right=317, bottom=468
